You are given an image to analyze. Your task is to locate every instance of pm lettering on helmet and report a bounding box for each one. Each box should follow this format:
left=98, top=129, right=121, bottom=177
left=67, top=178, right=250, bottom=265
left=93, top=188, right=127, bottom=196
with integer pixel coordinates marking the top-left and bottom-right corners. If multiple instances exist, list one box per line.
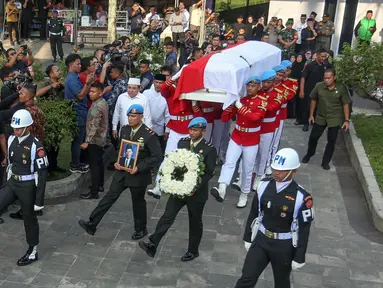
left=274, top=155, right=286, bottom=166
left=12, top=117, right=21, bottom=126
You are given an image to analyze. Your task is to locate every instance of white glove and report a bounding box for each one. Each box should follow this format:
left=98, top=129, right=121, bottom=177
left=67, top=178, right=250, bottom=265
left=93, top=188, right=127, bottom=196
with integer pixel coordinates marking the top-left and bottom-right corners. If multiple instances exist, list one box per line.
left=34, top=205, right=44, bottom=211
left=291, top=261, right=305, bottom=270
left=192, top=100, right=197, bottom=106
left=244, top=241, right=251, bottom=251
left=235, top=100, right=243, bottom=109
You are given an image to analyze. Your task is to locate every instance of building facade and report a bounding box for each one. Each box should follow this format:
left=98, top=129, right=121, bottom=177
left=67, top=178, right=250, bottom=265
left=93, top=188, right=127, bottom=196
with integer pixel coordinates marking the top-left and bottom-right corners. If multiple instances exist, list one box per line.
left=268, top=0, right=382, bottom=55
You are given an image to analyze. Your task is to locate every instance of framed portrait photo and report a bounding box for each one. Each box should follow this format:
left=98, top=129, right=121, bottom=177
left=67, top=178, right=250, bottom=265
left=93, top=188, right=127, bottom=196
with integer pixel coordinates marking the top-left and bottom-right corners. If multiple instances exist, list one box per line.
left=117, top=140, right=140, bottom=171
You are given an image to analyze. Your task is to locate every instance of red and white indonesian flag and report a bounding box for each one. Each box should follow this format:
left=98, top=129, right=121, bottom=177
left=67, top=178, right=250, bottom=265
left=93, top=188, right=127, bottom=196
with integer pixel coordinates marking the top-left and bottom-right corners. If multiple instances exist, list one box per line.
left=175, top=41, right=282, bottom=109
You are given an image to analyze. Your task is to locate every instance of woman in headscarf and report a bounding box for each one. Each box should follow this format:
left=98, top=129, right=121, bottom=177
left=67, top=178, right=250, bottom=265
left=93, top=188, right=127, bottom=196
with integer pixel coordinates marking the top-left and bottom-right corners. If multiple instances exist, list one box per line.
left=289, top=52, right=306, bottom=122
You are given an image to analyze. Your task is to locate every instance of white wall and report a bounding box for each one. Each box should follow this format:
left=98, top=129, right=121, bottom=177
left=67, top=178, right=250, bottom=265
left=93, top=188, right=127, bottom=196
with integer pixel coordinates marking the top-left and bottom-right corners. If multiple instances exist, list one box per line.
left=330, top=0, right=343, bottom=54
left=353, top=1, right=383, bottom=46
left=268, top=0, right=326, bottom=25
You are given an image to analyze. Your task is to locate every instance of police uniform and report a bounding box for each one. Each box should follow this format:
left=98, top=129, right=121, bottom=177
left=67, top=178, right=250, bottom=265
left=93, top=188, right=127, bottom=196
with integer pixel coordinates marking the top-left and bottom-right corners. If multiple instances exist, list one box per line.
left=0, top=110, right=48, bottom=266
left=235, top=148, right=314, bottom=288
left=78, top=104, right=163, bottom=239
left=139, top=117, right=217, bottom=261
left=47, top=11, right=65, bottom=62
left=266, top=64, right=292, bottom=174
left=210, top=76, right=268, bottom=208
left=253, top=70, right=283, bottom=190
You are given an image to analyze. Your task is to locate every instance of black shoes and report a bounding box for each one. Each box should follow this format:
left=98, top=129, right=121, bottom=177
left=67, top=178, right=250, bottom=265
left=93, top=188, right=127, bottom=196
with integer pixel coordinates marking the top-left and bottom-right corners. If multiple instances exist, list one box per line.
left=302, top=124, right=309, bottom=131
left=302, top=155, right=311, bottom=163
left=138, top=240, right=157, bottom=258
left=88, top=186, right=104, bottom=192
left=80, top=192, right=99, bottom=199
left=321, top=163, right=331, bottom=170
left=10, top=209, right=43, bottom=220
left=17, top=252, right=38, bottom=266
left=181, top=251, right=199, bottom=262
left=131, top=229, right=148, bottom=240
left=78, top=219, right=97, bottom=235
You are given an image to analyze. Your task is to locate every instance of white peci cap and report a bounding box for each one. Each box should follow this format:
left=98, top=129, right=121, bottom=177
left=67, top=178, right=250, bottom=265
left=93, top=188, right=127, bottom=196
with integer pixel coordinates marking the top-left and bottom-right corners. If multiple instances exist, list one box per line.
left=128, top=78, right=141, bottom=85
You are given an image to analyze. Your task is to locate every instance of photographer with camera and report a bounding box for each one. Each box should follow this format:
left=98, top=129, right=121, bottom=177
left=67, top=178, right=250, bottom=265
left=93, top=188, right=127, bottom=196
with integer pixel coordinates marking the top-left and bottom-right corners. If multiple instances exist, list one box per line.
left=4, top=47, right=31, bottom=75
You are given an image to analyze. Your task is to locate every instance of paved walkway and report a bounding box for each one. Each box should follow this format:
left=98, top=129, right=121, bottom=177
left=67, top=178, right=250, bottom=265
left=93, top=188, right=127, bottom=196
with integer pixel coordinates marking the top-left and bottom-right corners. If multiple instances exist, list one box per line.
left=0, top=120, right=382, bottom=288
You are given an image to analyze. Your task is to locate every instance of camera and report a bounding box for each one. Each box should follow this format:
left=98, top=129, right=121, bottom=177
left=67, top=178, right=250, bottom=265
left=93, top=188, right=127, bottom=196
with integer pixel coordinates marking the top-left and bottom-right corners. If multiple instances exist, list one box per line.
left=5, top=74, right=33, bottom=92
left=104, top=50, right=129, bottom=64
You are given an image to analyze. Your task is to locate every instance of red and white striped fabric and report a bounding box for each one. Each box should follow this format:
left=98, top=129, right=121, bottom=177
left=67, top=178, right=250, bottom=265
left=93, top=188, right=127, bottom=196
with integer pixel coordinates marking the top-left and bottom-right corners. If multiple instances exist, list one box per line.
left=175, top=41, right=282, bottom=109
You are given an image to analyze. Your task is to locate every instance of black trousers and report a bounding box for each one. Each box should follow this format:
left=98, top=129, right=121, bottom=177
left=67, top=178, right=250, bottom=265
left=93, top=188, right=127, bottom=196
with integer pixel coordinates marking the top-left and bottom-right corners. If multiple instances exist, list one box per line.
left=21, top=14, right=32, bottom=39
left=50, top=35, right=64, bottom=59
left=47, top=145, right=59, bottom=170
left=306, top=123, right=340, bottom=165
left=235, top=232, right=294, bottom=288
left=149, top=196, right=206, bottom=254
left=8, top=22, right=20, bottom=42
left=89, top=177, right=147, bottom=232
left=39, top=17, right=47, bottom=40
left=0, top=179, right=39, bottom=246
left=299, top=94, right=311, bottom=125
left=88, top=144, right=104, bottom=193
left=157, top=135, right=166, bottom=154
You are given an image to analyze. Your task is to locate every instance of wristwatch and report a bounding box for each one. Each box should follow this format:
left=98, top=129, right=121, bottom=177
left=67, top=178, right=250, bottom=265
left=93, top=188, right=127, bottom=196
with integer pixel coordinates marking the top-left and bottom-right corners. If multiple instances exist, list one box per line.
left=344, top=120, right=350, bottom=123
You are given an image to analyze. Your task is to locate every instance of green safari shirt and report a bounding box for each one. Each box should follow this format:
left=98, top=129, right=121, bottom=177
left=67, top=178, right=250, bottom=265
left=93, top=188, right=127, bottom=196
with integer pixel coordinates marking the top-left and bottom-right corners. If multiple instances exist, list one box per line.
left=309, top=82, right=351, bottom=127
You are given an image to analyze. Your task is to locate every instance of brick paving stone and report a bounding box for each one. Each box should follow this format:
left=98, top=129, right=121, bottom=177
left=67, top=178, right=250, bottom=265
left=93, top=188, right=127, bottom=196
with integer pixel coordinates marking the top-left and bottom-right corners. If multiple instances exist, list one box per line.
left=1, top=120, right=383, bottom=287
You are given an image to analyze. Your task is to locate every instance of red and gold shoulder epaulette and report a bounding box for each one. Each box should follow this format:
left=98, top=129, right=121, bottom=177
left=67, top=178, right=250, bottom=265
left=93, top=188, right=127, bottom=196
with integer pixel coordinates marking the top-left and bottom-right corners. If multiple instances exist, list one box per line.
left=145, top=127, right=155, bottom=135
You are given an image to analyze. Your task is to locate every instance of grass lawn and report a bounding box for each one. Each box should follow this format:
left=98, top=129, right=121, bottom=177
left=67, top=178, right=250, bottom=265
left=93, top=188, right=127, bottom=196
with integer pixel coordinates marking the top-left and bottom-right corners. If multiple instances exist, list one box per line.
left=48, top=135, right=72, bottom=181
left=352, top=115, right=383, bottom=191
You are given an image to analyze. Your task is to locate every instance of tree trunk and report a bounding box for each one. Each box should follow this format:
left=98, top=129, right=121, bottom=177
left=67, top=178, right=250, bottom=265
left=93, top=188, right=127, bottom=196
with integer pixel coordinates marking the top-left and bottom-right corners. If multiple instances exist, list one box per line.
left=108, top=0, right=117, bottom=43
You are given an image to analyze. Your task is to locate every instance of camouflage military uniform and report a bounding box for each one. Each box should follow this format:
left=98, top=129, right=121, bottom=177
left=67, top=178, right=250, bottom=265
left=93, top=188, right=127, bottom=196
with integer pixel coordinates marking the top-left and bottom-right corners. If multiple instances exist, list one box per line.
left=27, top=104, right=45, bottom=143
left=316, top=20, right=335, bottom=51
left=278, top=28, right=298, bottom=60
left=205, top=23, right=220, bottom=40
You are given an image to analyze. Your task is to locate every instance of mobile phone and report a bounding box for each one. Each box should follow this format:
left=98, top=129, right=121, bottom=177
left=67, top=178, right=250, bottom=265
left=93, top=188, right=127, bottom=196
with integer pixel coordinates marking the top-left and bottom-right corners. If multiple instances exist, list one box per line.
left=21, top=44, right=28, bottom=50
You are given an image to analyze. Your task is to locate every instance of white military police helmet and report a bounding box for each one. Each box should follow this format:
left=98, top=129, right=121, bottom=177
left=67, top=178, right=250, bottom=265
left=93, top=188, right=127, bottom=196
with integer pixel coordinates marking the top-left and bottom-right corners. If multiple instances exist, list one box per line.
left=11, top=109, right=34, bottom=128
left=271, top=148, right=300, bottom=171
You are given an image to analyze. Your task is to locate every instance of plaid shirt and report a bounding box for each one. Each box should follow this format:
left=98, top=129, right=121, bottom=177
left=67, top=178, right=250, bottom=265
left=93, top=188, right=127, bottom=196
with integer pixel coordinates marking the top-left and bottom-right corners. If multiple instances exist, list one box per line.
left=86, top=98, right=109, bottom=147
left=107, top=77, right=127, bottom=119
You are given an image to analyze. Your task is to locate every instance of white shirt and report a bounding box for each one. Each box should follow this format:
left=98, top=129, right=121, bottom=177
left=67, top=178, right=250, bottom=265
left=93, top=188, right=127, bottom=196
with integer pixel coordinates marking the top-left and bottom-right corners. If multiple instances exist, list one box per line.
left=276, top=180, right=293, bottom=193
left=295, top=22, right=307, bottom=44
left=190, top=4, right=202, bottom=27
left=143, top=12, right=152, bottom=24
left=112, top=92, right=153, bottom=131
left=143, top=86, right=170, bottom=136
left=182, top=10, right=190, bottom=31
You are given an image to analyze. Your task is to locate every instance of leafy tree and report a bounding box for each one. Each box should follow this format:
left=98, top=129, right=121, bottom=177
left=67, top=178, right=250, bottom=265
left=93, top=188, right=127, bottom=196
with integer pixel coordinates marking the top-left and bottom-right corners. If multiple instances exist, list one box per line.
left=334, top=42, right=383, bottom=104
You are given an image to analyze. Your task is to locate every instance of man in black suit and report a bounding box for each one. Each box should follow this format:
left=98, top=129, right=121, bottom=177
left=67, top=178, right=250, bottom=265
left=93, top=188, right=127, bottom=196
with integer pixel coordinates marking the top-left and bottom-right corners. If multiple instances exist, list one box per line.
left=119, top=145, right=135, bottom=168
left=139, top=117, right=217, bottom=262
left=78, top=104, right=163, bottom=240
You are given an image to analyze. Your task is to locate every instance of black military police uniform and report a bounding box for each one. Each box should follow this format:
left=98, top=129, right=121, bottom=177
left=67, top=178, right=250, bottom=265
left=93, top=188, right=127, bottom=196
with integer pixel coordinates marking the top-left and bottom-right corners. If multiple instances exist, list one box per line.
left=47, top=15, right=65, bottom=62
left=139, top=118, right=217, bottom=262
left=235, top=178, right=314, bottom=288
left=78, top=118, right=163, bottom=240
left=0, top=133, right=48, bottom=266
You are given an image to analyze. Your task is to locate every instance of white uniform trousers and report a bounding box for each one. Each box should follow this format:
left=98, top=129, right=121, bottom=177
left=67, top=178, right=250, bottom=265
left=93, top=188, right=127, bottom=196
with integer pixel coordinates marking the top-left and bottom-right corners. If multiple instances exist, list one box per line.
left=218, top=139, right=258, bottom=193
left=254, top=132, right=274, bottom=176
left=212, top=119, right=231, bottom=157
left=204, top=123, right=213, bottom=142
left=267, top=120, right=284, bottom=168
left=156, top=129, right=189, bottom=182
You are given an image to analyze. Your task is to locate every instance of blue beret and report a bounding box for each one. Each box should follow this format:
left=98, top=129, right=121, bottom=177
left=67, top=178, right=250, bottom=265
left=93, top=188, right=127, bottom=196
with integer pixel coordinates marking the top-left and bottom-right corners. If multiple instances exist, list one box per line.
left=281, top=60, right=293, bottom=69
left=261, top=70, right=277, bottom=81
left=188, top=117, right=207, bottom=129
left=246, top=76, right=261, bottom=85
left=272, top=65, right=287, bottom=73
left=127, top=104, right=144, bottom=115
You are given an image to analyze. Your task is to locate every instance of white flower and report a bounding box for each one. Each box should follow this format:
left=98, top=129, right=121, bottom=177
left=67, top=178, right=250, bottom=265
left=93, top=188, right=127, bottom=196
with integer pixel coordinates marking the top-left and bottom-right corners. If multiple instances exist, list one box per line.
left=134, top=39, right=140, bottom=45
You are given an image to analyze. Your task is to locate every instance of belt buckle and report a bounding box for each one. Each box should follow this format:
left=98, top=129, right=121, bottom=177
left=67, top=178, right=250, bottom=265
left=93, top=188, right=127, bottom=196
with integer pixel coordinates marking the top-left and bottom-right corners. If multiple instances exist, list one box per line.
left=240, top=127, right=245, bottom=132
left=265, top=230, right=274, bottom=239
left=180, top=116, right=185, bottom=121
left=12, top=175, right=20, bottom=181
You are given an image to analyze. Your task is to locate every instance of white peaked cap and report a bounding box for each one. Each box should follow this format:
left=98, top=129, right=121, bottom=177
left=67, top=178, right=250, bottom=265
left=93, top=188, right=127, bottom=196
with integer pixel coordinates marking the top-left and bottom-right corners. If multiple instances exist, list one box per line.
left=128, top=78, right=141, bottom=85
